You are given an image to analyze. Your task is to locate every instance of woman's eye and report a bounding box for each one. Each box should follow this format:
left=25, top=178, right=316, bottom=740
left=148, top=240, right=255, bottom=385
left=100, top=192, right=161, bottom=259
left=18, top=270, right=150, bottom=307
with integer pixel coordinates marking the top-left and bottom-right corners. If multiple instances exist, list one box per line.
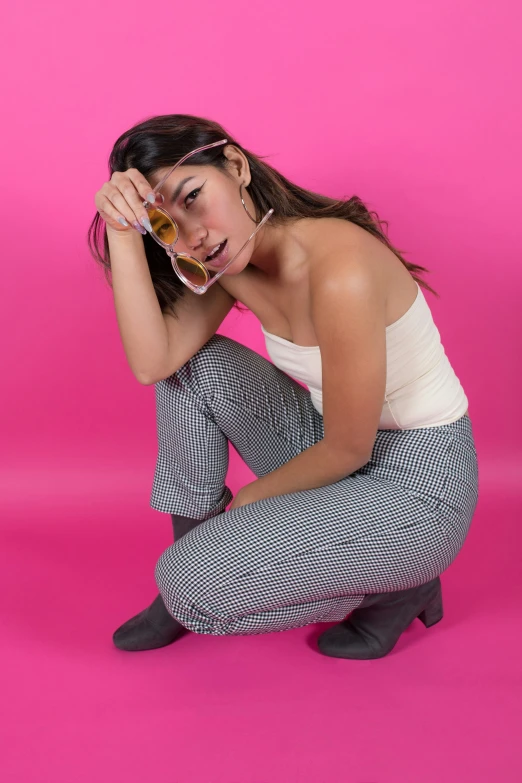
left=185, top=188, right=201, bottom=207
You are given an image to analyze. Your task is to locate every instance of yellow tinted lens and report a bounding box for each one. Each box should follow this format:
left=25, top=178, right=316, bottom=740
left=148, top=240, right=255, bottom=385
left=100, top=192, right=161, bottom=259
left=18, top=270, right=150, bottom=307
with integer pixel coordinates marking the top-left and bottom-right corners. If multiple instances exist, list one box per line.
left=176, top=254, right=209, bottom=286
left=149, top=209, right=178, bottom=244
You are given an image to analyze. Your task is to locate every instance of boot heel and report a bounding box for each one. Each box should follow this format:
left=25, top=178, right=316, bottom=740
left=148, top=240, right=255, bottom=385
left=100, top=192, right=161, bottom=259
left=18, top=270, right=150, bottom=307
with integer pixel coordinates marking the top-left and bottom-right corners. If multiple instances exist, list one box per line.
left=418, top=587, right=443, bottom=628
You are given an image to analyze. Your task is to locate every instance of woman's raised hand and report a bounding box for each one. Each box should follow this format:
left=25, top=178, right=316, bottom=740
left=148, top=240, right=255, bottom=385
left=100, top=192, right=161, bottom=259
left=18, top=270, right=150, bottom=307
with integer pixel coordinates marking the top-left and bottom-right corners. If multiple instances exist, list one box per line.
left=94, top=168, right=158, bottom=236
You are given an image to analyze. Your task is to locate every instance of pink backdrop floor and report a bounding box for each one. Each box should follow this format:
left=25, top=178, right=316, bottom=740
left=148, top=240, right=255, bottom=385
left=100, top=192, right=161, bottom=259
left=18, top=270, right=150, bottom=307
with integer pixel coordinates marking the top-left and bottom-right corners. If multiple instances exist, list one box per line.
left=1, top=450, right=520, bottom=782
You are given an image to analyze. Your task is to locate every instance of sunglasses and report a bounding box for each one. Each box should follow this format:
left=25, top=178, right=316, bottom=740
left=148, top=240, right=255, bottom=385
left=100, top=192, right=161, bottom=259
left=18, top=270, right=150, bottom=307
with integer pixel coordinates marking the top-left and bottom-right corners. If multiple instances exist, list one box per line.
left=142, top=139, right=274, bottom=295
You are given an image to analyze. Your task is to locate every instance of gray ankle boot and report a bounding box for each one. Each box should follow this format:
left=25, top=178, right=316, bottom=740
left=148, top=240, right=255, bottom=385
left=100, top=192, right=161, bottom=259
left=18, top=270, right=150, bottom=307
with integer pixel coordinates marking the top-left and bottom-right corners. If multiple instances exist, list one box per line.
left=112, top=514, right=202, bottom=652
left=317, top=576, right=443, bottom=660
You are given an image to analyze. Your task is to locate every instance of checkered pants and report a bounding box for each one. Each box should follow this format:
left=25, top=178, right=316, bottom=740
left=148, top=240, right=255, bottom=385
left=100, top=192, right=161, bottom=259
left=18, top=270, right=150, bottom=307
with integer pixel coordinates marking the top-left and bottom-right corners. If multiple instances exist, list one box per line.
left=151, top=334, right=479, bottom=635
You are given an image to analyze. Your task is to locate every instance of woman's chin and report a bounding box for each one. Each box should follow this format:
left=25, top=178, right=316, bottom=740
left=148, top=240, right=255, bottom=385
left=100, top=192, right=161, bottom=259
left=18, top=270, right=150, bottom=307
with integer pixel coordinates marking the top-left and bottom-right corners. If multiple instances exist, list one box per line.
left=210, top=256, right=247, bottom=277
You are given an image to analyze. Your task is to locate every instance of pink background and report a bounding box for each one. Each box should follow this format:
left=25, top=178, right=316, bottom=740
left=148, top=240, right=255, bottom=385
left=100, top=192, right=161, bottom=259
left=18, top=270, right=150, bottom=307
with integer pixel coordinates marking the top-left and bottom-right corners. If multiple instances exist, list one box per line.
left=2, top=1, right=521, bottom=781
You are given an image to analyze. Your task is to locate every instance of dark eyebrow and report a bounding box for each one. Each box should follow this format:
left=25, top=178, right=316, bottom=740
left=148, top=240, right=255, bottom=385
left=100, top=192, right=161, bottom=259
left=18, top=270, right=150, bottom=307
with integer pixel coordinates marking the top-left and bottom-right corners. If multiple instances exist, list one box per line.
left=169, top=176, right=197, bottom=204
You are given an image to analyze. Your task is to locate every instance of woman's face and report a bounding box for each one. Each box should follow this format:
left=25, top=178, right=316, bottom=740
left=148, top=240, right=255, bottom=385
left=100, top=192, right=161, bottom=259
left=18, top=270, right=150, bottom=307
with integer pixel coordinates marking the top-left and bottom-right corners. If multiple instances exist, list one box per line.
left=147, top=150, right=257, bottom=275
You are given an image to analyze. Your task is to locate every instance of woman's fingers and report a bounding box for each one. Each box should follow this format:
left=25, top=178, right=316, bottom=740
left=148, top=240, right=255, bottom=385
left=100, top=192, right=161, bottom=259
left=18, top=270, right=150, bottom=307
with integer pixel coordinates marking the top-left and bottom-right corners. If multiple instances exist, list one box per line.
left=94, top=168, right=157, bottom=235
left=125, top=168, right=158, bottom=208
left=102, top=184, right=148, bottom=234
left=111, top=170, right=155, bottom=232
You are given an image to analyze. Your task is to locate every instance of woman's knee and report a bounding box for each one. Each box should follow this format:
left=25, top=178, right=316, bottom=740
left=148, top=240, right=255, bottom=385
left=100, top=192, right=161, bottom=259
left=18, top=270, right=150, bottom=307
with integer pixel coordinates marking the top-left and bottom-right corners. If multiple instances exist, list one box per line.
left=154, top=541, right=228, bottom=632
left=169, top=333, right=239, bottom=379
left=153, top=333, right=240, bottom=412
left=154, top=539, right=210, bottom=613
left=155, top=543, right=187, bottom=602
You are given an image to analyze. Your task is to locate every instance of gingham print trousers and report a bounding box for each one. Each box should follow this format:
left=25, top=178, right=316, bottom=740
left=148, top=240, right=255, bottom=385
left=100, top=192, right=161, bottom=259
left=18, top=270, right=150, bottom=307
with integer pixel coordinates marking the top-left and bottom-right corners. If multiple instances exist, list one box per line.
left=151, top=334, right=479, bottom=636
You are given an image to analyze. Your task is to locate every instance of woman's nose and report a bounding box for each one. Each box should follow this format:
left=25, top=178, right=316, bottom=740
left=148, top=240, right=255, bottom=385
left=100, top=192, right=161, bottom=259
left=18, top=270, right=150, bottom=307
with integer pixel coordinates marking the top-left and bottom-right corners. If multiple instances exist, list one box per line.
left=184, top=226, right=207, bottom=253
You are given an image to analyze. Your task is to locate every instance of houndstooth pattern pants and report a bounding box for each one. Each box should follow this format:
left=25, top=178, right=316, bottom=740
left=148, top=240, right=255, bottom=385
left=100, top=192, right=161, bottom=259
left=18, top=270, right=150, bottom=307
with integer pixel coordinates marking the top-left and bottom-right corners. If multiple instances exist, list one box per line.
left=151, top=334, right=479, bottom=636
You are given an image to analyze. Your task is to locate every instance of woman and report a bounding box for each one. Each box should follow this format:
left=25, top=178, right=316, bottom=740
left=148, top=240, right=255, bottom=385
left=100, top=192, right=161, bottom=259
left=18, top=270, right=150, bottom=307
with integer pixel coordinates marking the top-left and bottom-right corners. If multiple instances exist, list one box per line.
left=89, top=114, right=479, bottom=660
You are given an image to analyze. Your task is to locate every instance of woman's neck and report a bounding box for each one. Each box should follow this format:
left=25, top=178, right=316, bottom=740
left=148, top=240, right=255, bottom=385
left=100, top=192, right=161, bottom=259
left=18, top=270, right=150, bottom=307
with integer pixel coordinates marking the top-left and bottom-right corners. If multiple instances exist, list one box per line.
left=248, top=218, right=310, bottom=282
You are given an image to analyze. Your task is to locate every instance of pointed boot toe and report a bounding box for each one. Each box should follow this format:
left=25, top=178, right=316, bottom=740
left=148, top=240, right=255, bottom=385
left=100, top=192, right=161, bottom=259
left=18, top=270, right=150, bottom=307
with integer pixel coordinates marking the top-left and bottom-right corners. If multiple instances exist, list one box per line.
left=318, top=620, right=384, bottom=660
left=113, top=594, right=186, bottom=652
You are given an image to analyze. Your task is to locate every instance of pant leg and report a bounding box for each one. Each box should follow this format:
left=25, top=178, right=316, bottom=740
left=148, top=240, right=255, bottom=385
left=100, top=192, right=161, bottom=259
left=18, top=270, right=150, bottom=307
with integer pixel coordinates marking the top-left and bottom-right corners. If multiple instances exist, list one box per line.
left=150, top=333, right=325, bottom=519
left=151, top=335, right=479, bottom=635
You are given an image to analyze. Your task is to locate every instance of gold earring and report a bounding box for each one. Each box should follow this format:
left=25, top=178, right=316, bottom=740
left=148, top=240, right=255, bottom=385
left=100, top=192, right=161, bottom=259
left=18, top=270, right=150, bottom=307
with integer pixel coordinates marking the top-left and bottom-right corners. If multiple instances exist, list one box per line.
left=239, top=183, right=260, bottom=224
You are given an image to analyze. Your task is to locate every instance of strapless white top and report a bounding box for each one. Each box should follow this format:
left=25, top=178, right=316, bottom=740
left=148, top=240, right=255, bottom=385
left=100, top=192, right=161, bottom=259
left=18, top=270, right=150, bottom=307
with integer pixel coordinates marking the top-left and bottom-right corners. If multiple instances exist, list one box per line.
left=261, top=282, right=469, bottom=430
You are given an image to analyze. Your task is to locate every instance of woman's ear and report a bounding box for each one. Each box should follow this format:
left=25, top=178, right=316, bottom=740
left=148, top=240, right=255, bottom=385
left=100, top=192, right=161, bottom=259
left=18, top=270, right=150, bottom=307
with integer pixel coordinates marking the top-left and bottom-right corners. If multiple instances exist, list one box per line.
left=222, top=145, right=251, bottom=187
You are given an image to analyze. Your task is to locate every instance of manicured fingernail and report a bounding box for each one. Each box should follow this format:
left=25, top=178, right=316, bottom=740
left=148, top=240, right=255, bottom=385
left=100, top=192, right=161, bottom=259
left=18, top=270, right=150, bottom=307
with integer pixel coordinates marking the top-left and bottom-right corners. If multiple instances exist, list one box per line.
left=132, top=221, right=147, bottom=235
left=140, top=216, right=153, bottom=232
left=118, top=217, right=129, bottom=226
left=146, top=193, right=156, bottom=203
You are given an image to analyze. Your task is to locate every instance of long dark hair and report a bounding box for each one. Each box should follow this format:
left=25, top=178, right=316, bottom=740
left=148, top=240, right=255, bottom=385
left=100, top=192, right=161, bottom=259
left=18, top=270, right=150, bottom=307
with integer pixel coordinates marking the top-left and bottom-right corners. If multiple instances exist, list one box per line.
left=88, top=114, right=438, bottom=319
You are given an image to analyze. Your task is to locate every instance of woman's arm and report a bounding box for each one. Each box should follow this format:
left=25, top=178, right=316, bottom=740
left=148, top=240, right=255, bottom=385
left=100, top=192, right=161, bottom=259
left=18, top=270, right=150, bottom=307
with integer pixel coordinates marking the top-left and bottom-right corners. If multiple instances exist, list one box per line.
left=232, top=253, right=386, bottom=508
left=108, top=229, right=236, bottom=384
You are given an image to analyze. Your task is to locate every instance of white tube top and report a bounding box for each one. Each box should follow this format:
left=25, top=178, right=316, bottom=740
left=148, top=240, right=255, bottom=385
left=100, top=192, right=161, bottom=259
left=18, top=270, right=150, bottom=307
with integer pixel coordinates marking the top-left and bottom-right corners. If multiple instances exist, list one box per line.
left=261, top=282, right=469, bottom=430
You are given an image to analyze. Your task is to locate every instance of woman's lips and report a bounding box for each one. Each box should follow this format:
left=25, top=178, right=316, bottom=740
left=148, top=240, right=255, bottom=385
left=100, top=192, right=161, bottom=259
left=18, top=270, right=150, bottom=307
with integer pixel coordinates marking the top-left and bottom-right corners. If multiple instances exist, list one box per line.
left=206, top=239, right=229, bottom=269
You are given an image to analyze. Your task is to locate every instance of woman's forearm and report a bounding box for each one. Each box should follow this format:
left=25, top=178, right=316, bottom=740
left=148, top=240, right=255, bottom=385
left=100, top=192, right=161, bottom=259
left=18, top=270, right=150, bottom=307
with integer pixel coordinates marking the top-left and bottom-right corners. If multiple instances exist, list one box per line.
left=108, top=229, right=170, bottom=383
left=237, top=439, right=369, bottom=506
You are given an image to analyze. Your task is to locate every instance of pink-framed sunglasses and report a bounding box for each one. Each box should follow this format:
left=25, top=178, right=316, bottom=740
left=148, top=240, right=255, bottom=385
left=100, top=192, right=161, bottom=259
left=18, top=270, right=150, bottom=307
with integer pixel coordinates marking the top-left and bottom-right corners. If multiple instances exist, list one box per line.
left=142, top=139, right=274, bottom=295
